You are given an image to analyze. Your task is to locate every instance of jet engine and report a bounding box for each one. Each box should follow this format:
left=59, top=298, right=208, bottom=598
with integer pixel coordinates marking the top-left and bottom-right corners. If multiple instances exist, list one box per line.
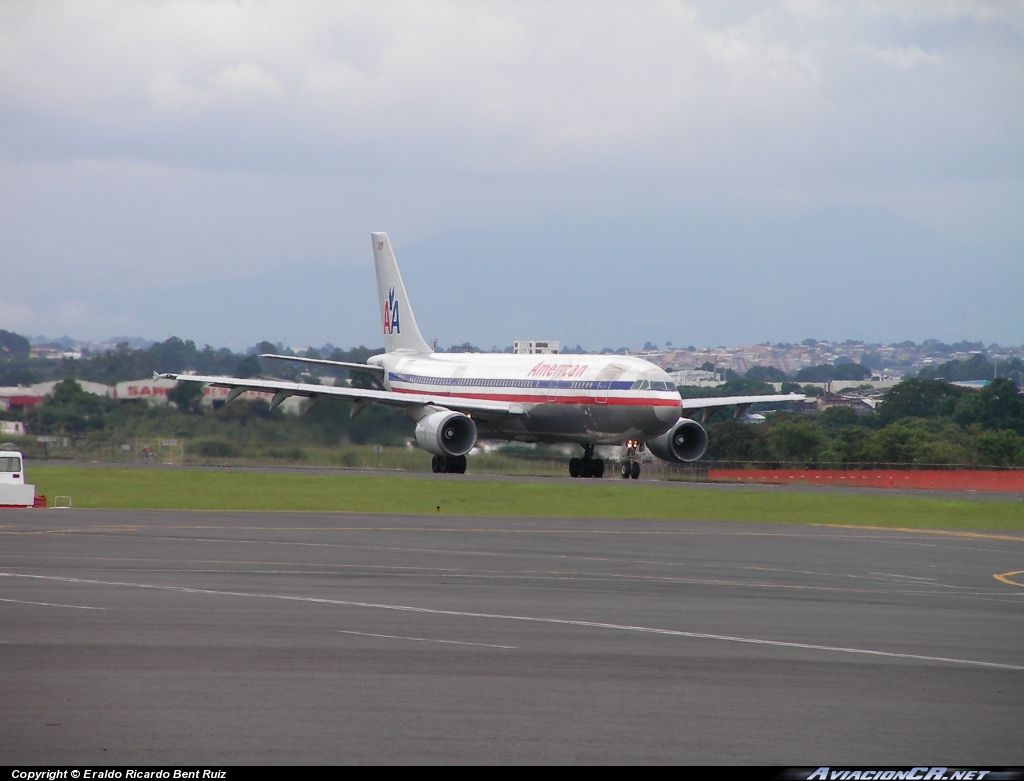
left=646, top=418, right=708, bottom=463
left=414, top=410, right=478, bottom=457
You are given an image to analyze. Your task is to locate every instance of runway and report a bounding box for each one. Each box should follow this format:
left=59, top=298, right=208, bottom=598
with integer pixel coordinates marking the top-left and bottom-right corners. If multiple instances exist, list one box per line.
left=1, top=508, right=1022, bottom=764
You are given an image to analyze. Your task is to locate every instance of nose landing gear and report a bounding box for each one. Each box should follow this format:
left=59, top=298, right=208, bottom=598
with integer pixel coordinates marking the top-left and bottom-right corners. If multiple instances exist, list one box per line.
left=620, top=439, right=642, bottom=479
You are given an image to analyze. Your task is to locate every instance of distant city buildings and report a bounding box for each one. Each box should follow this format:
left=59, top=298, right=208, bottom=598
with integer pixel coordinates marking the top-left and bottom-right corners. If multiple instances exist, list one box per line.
left=514, top=340, right=560, bottom=355
left=669, top=370, right=723, bottom=387
left=638, top=341, right=1021, bottom=378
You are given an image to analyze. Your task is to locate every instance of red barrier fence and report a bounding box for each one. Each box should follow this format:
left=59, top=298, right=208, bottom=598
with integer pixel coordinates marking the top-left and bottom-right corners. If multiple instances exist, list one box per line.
left=707, top=469, right=1024, bottom=493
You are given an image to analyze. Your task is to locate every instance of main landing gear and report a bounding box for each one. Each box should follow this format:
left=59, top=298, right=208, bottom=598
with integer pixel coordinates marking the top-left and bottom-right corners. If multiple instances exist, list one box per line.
left=569, top=444, right=605, bottom=479
left=431, top=454, right=467, bottom=474
left=620, top=439, right=642, bottom=480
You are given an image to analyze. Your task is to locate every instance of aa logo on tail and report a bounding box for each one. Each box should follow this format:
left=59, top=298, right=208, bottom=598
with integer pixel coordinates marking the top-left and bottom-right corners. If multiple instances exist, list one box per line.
left=383, top=286, right=401, bottom=335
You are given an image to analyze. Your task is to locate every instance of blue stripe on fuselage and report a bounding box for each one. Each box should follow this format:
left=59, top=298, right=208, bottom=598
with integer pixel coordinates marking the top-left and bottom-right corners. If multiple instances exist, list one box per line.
left=388, top=372, right=637, bottom=391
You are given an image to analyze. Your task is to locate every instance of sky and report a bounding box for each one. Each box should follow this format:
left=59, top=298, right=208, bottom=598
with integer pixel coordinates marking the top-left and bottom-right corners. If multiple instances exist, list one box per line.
left=1, top=1, right=1021, bottom=352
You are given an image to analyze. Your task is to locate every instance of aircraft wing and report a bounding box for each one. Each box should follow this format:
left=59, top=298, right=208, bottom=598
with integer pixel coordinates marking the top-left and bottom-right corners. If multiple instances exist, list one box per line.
left=157, top=372, right=525, bottom=416
left=679, top=393, right=807, bottom=421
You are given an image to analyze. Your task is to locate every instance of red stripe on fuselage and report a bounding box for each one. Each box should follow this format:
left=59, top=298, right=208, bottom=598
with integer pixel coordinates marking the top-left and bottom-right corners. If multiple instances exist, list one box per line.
left=388, top=386, right=682, bottom=407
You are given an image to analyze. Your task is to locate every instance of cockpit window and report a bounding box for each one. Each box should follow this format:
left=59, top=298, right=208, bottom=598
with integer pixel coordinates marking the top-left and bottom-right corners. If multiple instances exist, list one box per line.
left=632, top=378, right=675, bottom=391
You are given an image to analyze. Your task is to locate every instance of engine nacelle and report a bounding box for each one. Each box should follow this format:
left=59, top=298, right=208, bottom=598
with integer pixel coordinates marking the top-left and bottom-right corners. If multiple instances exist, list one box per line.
left=646, top=418, right=709, bottom=463
left=414, top=410, right=478, bottom=457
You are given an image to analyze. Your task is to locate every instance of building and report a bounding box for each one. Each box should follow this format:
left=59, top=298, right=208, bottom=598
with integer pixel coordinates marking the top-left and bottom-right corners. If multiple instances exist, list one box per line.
left=113, top=377, right=307, bottom=413
left=514, top=340, right=560, bottom=355
left=669, top=370, right=724, bottom=387
left=0, top=380, right=112, bottom=412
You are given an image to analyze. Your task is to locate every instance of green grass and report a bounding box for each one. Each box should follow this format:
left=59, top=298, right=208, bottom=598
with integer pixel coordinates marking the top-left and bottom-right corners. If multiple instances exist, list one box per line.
left=24, top=465, right=1024, bottom=531
left=22, top=440, right=573, bottom=476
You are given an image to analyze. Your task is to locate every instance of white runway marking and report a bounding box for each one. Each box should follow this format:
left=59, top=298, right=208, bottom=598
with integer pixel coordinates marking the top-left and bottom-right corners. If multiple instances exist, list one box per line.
left=0, top=597, right=106, bottom=610
left=869, top=573, right=938, bottom=581
left=3, top=571, right=1022, bottom=671
left=338, top=630, right=515, bottom=649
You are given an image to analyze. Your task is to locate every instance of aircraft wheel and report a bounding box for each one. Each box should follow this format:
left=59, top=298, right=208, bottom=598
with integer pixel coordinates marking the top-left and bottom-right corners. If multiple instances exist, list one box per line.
left=569, top=457, right=581, bottom=478
left=620, top=461, right=631, bottom=479
left=455, top=455, right=467, bottom=474
left=593, top=458, right=605, bottom=478
left=580, top=458, right=595, bottom=478
left=431, top=455, right=442, bottom=473
left=630, top=461, right=641, bottom=480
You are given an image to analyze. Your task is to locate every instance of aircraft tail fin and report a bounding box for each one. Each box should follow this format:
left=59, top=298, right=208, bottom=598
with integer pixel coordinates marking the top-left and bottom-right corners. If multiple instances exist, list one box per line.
left=371, top=232, right=433, bottom=354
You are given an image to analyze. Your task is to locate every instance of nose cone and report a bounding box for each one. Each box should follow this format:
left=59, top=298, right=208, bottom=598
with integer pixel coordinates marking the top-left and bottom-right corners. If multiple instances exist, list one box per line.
left=655, top=403, right=681, bottom=426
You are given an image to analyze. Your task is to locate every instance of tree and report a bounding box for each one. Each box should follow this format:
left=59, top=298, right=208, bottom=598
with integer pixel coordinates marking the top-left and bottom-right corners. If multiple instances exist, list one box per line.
left=148, top=336, right=199, bottom=373
left=974, top=429, right=1024, bottom=467
left=752, top=417, right=826, bottom=466
left=167, top=381, right=205, bottom=414
left=866, top=419, right=971, bottom=466
left=722, top=377, right=773, bottom=395
left=859, top=350, right=886, bottom=370
left=236, top=356, right=262, bottom=379
left=796, top=365, right=835, bottom=382
left=745, top=365, right=788, bottom=383
left=0, top=366, right=36, bottom=386
left=995, top=358, right=1024, bottom=385
left=820, top=427, right=874, bottom=464
left=255, top=340, right=276, bottom=354
left=706, top=420, right=757, bottom=462
left=918, top=354, right=994, bottom=382
left=816, top=406, right=866, bottom=437
left=833, top=363, right=871, bottom=381
left=875, top=379, right=969, bottom=425
left=0, top=330, right=30, bottom=361
left=34, top=378, right=108, bottom=435
left=951, top=378, right=1024, bottom=435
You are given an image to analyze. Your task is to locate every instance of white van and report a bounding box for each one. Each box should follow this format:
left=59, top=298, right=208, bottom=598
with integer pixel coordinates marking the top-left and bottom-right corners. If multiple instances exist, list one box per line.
left=0, top=451, right=37, bottom=508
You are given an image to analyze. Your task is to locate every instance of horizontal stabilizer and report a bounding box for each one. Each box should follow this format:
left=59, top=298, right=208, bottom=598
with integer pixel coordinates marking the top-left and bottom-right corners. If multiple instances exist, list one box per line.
left=679, top=393, right=807, bottom=410
left=680, top=393, right=807, bottom=422
left=259, top=354, right=384, bottom=377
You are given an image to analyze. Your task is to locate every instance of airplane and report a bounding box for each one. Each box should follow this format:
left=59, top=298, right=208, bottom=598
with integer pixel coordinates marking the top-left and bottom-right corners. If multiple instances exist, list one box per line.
left=160, top=232, right=805, bottom=478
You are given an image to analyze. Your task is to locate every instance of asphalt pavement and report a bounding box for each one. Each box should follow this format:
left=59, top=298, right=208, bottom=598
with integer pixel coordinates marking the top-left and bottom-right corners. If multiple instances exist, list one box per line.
left=1, top=508, right=1022, bottom=764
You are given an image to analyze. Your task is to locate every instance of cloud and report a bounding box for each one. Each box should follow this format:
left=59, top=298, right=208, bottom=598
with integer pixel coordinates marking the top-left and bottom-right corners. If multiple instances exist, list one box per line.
left=148, top=62, right=284, bottom=112
left=860, top=44, right=943, bottom=70
left=2, top=1, right=1018, bottom=187
left=0, top=2, right=1021, bottom=346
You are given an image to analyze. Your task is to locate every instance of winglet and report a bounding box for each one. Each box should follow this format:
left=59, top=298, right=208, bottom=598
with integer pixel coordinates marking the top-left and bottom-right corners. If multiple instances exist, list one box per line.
left=371, top=233, right=433, bottom=354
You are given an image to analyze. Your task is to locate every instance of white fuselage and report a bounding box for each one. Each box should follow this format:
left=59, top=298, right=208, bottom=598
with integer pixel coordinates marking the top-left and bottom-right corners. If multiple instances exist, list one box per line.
left=371, top=352, right=683, bottom=445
